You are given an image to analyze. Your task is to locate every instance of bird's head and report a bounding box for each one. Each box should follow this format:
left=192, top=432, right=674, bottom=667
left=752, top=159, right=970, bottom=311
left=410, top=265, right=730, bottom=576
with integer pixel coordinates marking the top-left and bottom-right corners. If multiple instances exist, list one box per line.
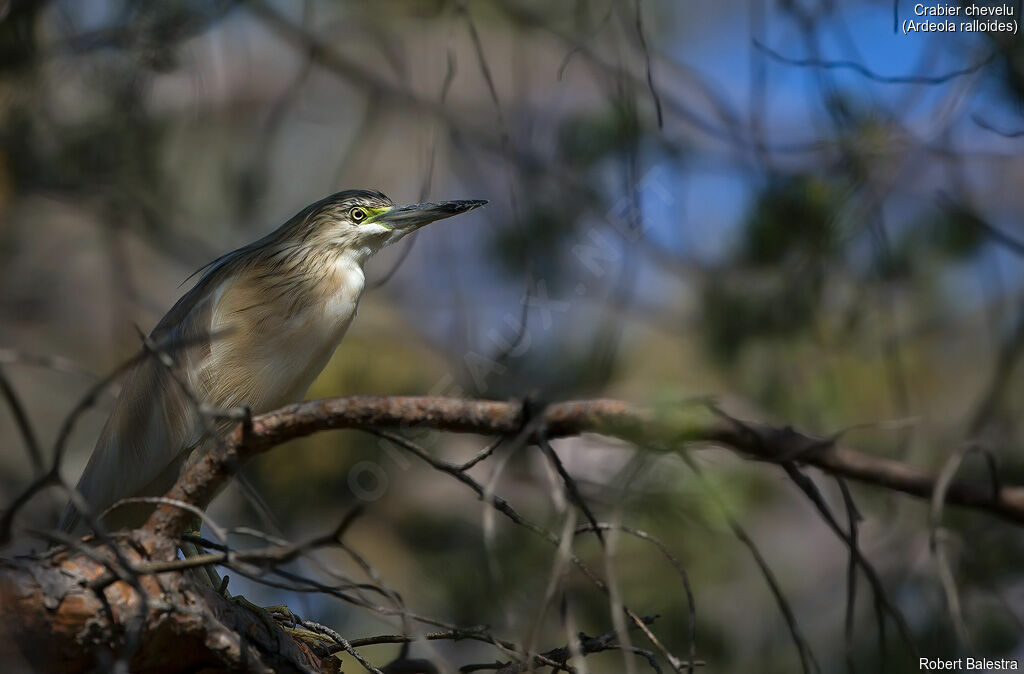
left=289, top=189, right=487, bottom=260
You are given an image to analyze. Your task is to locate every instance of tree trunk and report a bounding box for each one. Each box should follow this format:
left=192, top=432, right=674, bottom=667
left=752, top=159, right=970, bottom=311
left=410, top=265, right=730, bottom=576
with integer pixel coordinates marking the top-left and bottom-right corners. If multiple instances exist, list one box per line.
left=0, top=531, right=332, bottom=674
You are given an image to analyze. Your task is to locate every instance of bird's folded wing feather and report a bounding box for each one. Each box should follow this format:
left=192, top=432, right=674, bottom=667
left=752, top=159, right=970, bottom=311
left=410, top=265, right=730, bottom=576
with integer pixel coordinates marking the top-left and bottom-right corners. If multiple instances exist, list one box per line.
left=58, top=273, right=227, bottom=535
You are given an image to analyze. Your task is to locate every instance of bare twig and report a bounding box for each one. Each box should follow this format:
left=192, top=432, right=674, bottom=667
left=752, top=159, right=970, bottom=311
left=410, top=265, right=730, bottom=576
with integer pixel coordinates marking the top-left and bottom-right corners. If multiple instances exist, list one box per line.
left=682, top=455, right=819, bottom=674
left=754, top=39, right=995, bottom=85
left=781, top=463, right=916, bottom=655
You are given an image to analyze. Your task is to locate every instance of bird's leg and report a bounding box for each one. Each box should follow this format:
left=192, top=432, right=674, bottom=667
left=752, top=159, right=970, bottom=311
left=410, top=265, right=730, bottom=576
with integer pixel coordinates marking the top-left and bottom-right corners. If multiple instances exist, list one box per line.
left=177, top=519, right=336, bottom=651
left=178, top=528, right=331, bottom=648
left=224, top=592, right=290, bottom=643
left=179, top=548, right=287, bottom=640
left=179, top=514, right=223, bottom=590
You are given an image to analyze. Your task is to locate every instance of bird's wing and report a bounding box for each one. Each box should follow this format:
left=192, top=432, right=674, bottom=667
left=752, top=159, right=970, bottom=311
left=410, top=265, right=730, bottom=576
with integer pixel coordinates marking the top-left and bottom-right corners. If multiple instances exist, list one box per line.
left=58, top=271, right=227, bottom=535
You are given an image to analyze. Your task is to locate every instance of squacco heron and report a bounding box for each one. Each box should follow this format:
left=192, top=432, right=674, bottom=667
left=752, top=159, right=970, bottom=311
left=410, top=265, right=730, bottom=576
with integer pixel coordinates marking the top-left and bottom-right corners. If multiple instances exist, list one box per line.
left=59, top=190, right=486, bottom=536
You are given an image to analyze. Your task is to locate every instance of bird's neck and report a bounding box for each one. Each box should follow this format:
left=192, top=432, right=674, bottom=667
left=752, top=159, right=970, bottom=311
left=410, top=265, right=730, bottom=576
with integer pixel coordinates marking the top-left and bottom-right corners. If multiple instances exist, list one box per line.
left=303, top=245, right=368, bottom=305
left=245, top=240, right=369, bottom=318
left=326, top=248, right=368, bottom=298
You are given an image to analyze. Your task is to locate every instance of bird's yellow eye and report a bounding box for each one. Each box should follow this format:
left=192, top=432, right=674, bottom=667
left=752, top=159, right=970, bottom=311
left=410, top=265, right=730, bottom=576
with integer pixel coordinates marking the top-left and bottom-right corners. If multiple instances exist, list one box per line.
left=350, top=207, right=367, bottom=223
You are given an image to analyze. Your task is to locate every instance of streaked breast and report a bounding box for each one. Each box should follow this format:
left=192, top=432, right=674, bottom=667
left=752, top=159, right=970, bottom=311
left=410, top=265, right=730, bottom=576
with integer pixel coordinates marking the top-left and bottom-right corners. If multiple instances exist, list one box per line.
left=196, top=255, right=365, bottom=414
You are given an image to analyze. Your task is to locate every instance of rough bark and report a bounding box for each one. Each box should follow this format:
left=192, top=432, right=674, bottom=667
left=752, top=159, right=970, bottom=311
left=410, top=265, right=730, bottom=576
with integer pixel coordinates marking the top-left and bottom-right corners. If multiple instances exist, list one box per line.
left=0, top=530, right=330, bottom=673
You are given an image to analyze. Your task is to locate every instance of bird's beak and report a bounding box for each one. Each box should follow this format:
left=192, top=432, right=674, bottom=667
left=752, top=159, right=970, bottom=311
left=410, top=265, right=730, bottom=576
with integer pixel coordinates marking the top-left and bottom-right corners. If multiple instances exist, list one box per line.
left=374, top=199, right=487, bottom=232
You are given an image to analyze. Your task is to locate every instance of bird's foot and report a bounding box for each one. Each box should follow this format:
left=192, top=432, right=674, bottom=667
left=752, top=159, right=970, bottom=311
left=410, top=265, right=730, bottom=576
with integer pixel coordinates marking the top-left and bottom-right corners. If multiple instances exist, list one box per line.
left=266, top=605, right=342, bottom=652
left=180, top=530, right=222, bottom=589
left=228, top=598, right=337, bottom=653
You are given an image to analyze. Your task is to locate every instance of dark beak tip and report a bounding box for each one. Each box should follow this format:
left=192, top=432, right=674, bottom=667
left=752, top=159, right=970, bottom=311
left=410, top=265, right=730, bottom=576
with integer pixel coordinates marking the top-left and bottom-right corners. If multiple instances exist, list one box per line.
left=383, top=198, right=487, bottom=228
left=430, top=199, right=487, bottom=216
left=454, top=199, right=487, bottom=212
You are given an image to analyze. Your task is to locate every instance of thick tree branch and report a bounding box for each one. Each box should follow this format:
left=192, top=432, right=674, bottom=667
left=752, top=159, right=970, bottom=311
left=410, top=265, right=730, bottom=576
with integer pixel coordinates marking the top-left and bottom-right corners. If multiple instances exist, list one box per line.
left=0, top=532, right=330, bottom=674
left=144, top=395, right=1024, bottom=549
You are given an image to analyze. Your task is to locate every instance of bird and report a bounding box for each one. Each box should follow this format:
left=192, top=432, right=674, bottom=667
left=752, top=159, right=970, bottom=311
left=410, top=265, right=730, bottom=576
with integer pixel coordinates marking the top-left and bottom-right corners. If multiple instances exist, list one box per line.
left=59, top=189, right=487, bottom=537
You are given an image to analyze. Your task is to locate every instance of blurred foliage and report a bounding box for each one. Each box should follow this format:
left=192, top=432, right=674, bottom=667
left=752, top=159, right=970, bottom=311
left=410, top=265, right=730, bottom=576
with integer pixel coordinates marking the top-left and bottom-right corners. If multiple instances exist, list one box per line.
left=740, top=174, right=841, bottom=268
left=925, top=203, right=988, bottom=260
left=560, top=105, right=642, bottom=169
left=489, top=101, right=645, bottom=288
left=0, top=1, right=1023, bottom=672
left=701, top=174, right=839, bottom=363
left=489, top=201, right=583, bottom=288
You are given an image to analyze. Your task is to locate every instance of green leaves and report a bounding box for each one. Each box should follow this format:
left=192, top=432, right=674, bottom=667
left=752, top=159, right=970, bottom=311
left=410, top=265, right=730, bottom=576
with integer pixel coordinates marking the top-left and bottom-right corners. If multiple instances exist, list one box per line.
left=489, top=202, right=583, bottom=285
left=559, top=107, right=642, bottom=168
left=740, top=175, right=840, bottom=267
left=872, top=202, right=988, bottom=281
left=700, top=174, right=838, bottom=362
left=701, top=270, right=824, bottom=363
left=927, top=203, right=987, bottom=259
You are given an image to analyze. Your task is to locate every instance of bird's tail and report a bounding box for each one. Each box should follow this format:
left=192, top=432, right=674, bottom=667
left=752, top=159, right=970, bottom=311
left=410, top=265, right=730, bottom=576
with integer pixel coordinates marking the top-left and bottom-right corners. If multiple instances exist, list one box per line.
left=56, top=500, right=81, bottom=536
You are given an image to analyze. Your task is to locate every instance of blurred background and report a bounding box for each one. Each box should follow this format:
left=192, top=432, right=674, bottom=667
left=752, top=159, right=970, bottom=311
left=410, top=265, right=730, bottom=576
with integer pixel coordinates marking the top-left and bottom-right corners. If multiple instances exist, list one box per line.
left=2, top=0, right=1024, bottom=672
